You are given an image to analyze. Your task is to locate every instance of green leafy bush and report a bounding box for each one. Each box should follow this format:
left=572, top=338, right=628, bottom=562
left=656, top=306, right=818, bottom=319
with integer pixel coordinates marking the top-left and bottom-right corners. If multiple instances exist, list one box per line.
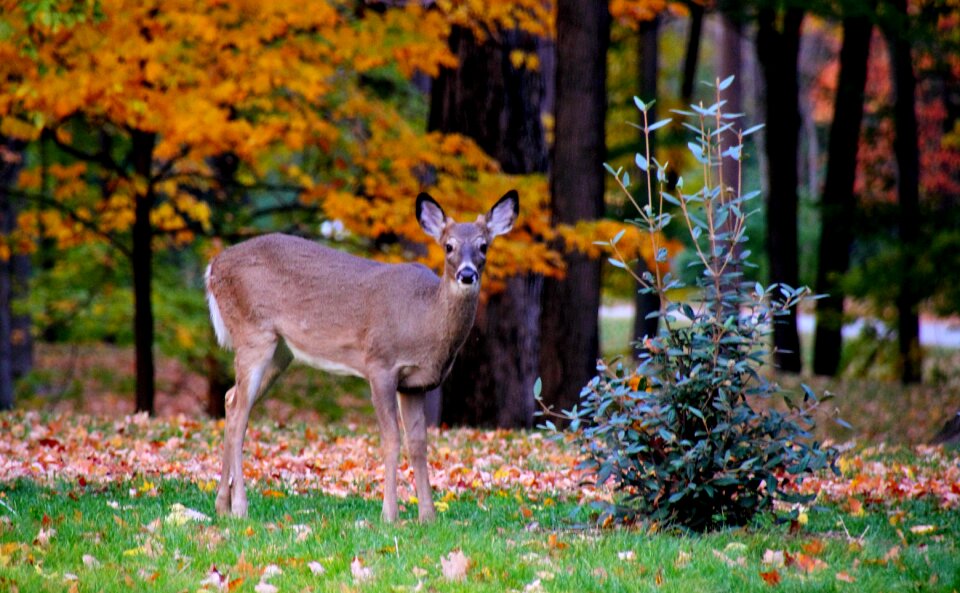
left=538, top=77, right=838, bottom=531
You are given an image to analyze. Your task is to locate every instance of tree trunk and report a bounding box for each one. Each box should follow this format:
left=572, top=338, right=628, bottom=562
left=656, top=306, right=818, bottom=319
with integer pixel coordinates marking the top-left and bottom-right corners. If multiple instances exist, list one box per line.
left=813, top=9, right=873, bottom=376
left=716, top=4, right=744, bottom=321
left=131, top=130, right=157, bottom=414
left=0, top=138, right=24, bottom=410
left=886, top=0, right=922, bottom=383
left=681, top=1, right=705, bottom=104
left=757, top=7, right=804, bottom=373
left=205, top=152, right=240, bottom=418
left=634, top=15, right=660, bottom=350
left=430, top=26, right=548, bottom=428
left=539, top=0, right=610, bottom=416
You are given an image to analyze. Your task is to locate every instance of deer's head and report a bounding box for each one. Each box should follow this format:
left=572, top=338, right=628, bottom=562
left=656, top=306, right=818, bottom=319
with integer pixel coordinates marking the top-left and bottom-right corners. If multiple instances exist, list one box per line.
left=416, top=190, right=518, bottom=290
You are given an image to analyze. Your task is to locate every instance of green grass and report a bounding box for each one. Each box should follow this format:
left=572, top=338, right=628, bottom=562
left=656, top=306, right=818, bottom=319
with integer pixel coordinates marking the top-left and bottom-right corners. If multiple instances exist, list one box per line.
left=2, top=479, right=958, bottom=592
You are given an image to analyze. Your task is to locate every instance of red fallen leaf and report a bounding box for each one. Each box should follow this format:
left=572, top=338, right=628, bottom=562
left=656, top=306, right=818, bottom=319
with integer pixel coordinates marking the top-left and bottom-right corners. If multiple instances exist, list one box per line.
left=37, top=437, right=62, bottom=449
left=41, top=514, right=51, bottom=527
left=760, top=570, right=781, bottom=586
left=520, top=506, right=533, bottom=519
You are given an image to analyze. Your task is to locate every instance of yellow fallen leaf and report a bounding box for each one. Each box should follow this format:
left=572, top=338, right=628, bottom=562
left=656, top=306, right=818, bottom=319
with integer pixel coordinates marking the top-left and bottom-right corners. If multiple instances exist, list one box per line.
left=164, top=503, right=210, bottom=526
left=123, top=546, right=146, bottom=557
left=197, top=479, right=217, bottom=493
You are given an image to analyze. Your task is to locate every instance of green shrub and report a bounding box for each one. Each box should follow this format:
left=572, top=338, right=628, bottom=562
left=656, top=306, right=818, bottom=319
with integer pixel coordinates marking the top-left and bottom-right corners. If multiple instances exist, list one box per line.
left=538, top=77, right=839, bottom=531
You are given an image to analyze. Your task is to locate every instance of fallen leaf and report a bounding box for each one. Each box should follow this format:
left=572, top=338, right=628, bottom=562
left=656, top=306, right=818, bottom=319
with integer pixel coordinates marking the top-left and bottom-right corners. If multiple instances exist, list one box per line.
left=762, top=549, right=785, bottom=568
left=523, top=578, right=545, bottom=592
left=712, top=549, right=746, bottom=567
left=618, top=550, right=636, bottom=561
left=200, top=566, right=227, bottom=591
left=307, top=561, right=325, bottom=575
left=165, top=503, right=210, bottom=526
left=351, top=556, right=373, bottom=583
left=233, top=551, right=258, bottom=580
left=792, top=552, right=828, bottom=573
left=759, top=570, right=781, bottom=586
left=845, top=498, right=864, bottom=517
left=836, top=571, right=856, bottom=583
left=724, top=542, right=747, bottom=555
left=82, top=554, right=100, bottom=568
left=547, top=533, right=567, bottom=550
left=440, top=549, right=470, bottom=581
left=254, top=582, right=277, bottom=593
left=801, top=539, right=826, bottom=556
left=261, top=564, right=282, bottom=579
left=292, top=524, right=312, bottom=542
left=262, top=489, right=285, bottom=498
left=674, top=550, right=692, bottom=568
left=655, top=567, right=664, bottom=586
left=34, top=526, right=56, bottom=547
left=909, top=524, right=936, bottom=535
left=122, top=545, right=146, bottom=557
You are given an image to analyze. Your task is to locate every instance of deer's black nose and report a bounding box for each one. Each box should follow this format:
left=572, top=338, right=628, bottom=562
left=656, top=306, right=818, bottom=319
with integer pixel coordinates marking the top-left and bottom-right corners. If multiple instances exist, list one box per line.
left=456, top=268, right=478, bottom=285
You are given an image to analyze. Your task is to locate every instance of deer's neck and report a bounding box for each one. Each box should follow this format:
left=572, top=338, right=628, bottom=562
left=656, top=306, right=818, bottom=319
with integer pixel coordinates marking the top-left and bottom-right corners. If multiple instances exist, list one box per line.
left=435, top=279, right=480, bottom=350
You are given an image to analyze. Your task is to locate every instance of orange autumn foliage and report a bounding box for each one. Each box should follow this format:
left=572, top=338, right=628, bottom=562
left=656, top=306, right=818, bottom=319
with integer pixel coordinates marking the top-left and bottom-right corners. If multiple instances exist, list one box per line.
left=0, top=0, right=675, bottom=287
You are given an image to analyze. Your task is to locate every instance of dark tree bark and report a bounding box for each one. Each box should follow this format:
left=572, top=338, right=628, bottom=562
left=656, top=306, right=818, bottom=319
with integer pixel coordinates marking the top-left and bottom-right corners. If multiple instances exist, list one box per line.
left=430, top=26, right=548, bottom=428
left=0, top=137, right=27, bottom=411
left=205, top=152, right=241, bottom=418
left=885, top=0, right=922, bottom=383
left=633, top=15, right=661, bottom=350
left=757, top=7, right=804, bottom=373
left=539, top=0, right=610, bottom=415
left=716, top=3, right=745, bottom=321
left=131, top=130, right=157, bottom=414
left=813, top=9, right=873, bottom=376
left=681, top=1, right=705, bottom=104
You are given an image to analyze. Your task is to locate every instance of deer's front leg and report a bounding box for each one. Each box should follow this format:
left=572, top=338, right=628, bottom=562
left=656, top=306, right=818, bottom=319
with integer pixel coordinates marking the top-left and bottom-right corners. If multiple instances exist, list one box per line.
left=400, top=392, right=436, bottom=522
left=370, top=373, right=401, bottom=522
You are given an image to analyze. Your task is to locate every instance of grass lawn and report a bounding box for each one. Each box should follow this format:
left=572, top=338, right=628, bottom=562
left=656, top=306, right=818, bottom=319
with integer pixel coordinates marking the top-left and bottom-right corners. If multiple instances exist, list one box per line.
left=1, top=413, right=959, bottom=592
left=2, top=478, right=959, bottom=593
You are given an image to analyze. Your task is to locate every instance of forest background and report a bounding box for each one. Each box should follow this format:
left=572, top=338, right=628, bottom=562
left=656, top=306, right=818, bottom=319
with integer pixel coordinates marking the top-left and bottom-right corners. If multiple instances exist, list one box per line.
left=0, top=0, right=959, bottom=445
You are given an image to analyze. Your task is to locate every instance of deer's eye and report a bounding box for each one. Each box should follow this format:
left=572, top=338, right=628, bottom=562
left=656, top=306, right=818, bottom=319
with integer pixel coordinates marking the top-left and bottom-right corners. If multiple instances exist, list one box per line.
left=479, top=243, right=488, bottom=255
left=445, top=243, right=454, bottom=254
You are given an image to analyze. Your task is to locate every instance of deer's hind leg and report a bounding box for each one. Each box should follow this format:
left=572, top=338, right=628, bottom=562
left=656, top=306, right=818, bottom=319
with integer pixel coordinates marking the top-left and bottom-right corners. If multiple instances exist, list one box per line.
left=216, top=336, right=292, bottom=517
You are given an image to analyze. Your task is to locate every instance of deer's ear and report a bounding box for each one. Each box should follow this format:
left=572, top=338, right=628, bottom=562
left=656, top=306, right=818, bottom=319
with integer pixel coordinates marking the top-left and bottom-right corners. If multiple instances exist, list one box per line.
left=486, top=190, right=518, bottom=237
left=416, top=192, right=447, bottom=241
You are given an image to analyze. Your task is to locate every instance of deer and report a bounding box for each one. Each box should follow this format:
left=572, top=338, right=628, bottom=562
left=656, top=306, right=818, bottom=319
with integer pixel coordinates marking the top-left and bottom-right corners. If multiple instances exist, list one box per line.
left=204, top=190, right=519, bottom=522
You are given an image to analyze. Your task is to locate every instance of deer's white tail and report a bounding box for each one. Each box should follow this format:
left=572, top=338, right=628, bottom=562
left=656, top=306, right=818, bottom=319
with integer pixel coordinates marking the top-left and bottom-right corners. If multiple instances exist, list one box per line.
left=205, top=264, right=233, bottom=350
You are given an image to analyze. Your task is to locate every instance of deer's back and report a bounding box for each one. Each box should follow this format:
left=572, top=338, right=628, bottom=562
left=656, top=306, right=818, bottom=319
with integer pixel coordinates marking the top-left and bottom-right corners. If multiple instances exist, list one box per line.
left=207, top=234, right=440, bottom=367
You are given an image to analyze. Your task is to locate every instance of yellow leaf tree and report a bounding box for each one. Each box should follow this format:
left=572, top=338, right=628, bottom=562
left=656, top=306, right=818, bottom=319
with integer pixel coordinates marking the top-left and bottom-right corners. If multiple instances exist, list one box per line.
left=0, top=0, right=564, bottom=413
